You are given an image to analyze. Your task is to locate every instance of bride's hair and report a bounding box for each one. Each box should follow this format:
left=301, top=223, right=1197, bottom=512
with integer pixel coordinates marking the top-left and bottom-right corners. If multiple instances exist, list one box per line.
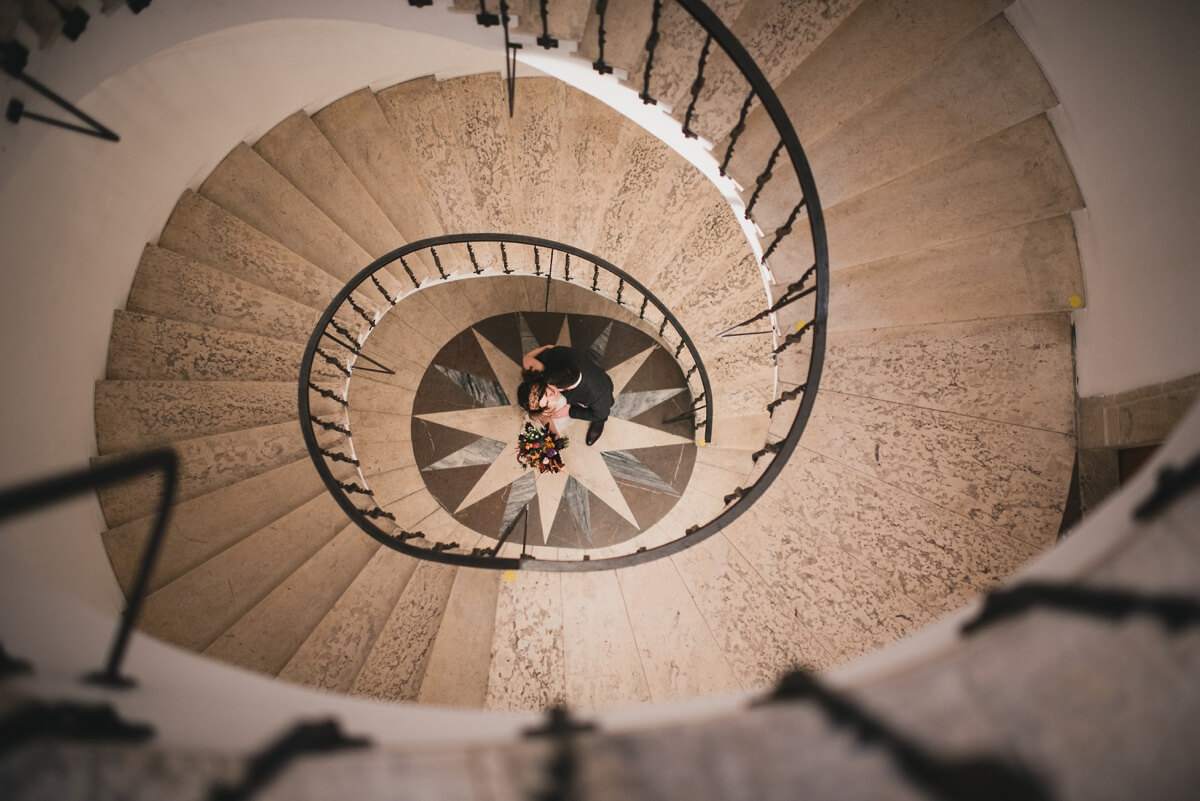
left=516, top=378, right=549, bottom=411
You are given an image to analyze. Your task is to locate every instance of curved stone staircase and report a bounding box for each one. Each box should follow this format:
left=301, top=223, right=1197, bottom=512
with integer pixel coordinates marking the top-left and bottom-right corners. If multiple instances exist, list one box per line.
left=94, top=0, right=1081, bottom=712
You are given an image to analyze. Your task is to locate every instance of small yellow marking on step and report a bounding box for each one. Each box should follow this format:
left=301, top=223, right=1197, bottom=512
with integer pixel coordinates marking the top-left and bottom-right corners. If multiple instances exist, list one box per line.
left=1068, top=295, right=1082, bottom=308
left=797, top=320, right=808, bottom=331
left=697, top=439, right=707, bottom=447
left=503, top=570, right=516, bottom=582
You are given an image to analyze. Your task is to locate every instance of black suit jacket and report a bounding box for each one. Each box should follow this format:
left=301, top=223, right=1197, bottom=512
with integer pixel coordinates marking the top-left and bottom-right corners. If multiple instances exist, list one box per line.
left=539, top=346, right=614, bottom=422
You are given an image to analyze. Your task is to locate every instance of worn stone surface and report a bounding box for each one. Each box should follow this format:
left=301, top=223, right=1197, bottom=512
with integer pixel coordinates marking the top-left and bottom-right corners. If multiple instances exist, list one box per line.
left=377, top=76, right=484, bottom=236
left=802, top=389, right=1074, bottom=545
left=726, top=0, right=1009, bottom=187
left=94, top=380, right=301, bottom=454
left=508, top=77, right=567, bottom=241
left=127, top=245, right=318, bottom=344
left=92, top=421, right=307, bottom=527
left=102, top=457, right=330, bottom=597
left=136, top=492, right=349, bottom=651
left=553, top=89, right=630, bottom=254
left=486, top=569, right=567, bottom=711
left=199, top=142, right=375, bottom=286
left=672, top=532, right=835, bottom=685
left=822, top=312, right=1075, bottom=433
left=418, top=566, right=504, bottom=706
left=561, top=569, right=652, bottom=710
left=204, top=523, right=380, bottom=676
left=106, top=310, right=303, bottom=383
left=350, top=561, right=458, bottom=702
left=616, top=557, right=740, bottom=701
left=158, top=190, right=344, bottom=312
left=278, top=545, right=418, bottom=693
left=772, top=114, right=1083, bottom=277
left=729, top=501, right=929, bottom=665
left=312, top=87, right=444, bottom=278
left=441, top=73, right=518, bottom=235
left=805, top=16, right=1056, bottom=209
left=827, top=215, right=1083, bottom=331
left=254, top=110, right=407, bottom=259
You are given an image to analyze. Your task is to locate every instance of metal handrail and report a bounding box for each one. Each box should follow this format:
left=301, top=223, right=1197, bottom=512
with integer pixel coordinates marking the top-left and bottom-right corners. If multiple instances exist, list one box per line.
left=299, top=234, right=715, bottom=570
left=299, top=0, right=827, bottom=571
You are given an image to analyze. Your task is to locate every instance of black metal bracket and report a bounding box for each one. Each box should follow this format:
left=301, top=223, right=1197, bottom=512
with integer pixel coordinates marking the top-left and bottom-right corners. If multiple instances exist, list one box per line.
left=1134, top=452, right=1200, bottom=521
left=961, top=581, right=1200, bottom=635
left=3, top=41, right=119, bottom=141
left=0, top=701, right=154, bottom=757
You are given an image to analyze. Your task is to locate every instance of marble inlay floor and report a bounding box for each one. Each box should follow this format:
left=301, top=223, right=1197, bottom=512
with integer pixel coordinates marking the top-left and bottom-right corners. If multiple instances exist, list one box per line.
left=412, top=312, right=697, bottom=549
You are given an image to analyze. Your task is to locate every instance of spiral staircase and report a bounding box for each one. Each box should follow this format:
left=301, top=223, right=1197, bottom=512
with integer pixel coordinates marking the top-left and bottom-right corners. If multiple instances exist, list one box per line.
left=80, top=0, right=1085, bottom=715
left=10, top=0, right=1194, bottom=799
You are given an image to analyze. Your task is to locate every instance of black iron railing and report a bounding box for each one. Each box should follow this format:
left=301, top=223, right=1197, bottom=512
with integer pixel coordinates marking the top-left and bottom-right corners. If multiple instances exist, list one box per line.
left=298, top=234, right=715, bottom=568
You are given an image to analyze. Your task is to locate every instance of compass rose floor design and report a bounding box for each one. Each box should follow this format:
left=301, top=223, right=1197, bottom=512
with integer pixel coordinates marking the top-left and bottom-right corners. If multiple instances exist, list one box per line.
left=411, top=312, right=698, bottom=550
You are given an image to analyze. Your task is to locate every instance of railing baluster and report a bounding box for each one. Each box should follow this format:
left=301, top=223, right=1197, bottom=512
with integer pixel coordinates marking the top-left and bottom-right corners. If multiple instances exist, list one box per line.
left=639, top=0, right=664, bottom=105
left=468, top=242, right=482, bottom=274
left=564, top=252, right=571, bottom=281
left=592, top=0, right=613, bottom=74
left=536, top=0, right=558, bottom=48
left=639, top=297, right=649, bottom=319
left=761, top=198, right=807, bottom=264
left=719, top=89, right=755, bottom=178
left=371, top=275, right=398, bottom=305
left=431, top=246, right=447, bottom=279
left=682, top=34, right=713, bottom=139
left=534, top=246, right=542, bottom=276
left=744, top=139, right=784, bottom=221
left=398, top=256, right=420, bottom=289
left=501, top=242, right=512, bottom=274
left=616, top=278, right=625, bottom=305
left=592, top=264, right=599, bottom=291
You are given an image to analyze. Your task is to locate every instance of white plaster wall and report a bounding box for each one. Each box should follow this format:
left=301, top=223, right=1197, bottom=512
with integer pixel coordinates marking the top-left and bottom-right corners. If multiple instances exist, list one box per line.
left=1007, top=0, right=1200, bottom=397
left=0, top=6, right=538, bottom=612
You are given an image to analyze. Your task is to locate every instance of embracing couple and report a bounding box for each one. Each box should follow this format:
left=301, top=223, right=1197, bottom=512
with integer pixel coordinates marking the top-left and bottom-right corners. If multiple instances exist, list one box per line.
left=516, top=345, right=614, bottom=446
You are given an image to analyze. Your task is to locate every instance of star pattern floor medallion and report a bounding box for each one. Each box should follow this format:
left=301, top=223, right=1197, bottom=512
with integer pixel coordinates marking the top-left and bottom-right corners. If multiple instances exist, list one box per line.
left=411, top=312, right=698, bottom=550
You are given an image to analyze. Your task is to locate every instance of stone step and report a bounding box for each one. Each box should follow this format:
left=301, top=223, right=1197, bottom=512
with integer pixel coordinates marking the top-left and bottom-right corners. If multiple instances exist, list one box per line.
left=695, top=443, right=755, bottom=477
left=617, top=556, right=738, bottom=701
left=136, top=490, right=351, bottom=652
left=439, top=73, right=519, bottom=236
left=158, top=190, right=344, bottom=313
left=376, top=76, right=486, bottom=236
left=623, top=0, right=754, bottom=116
left=560, top=569, right=651, bottom=710
left=769, top=113, right=1083, bottom=283
left=513, top=0, right=592, bottom=41
left=821, top=312, right=1076, bottom=433
left=126, top=245, right=318, bottom=345
left=704, top=410, right=769, bottom=450
left=94, top=379, right=328, bottom=454
left=198, top=142, right=376, bottom=288
left=278, top=544, right=420, bottom=693
left=348, top=373, right=418, bottom=419
left=750, top=12, right=1059, bottom=229
left=485, top=569, right=566, bottom=710
left=729, top=497, right=932, bottom=666
left=311, top=88, right=443, bottom=281
left=827, top=214, right=1083, bottom=331
left=659, top=0, right=863, bottom=145
left=203, top=522, right=380, bottom=677
left=357, top=436, right=417, bottom=479
left=552, top=88, right=632, bottom=254
left=253, top=110, right=407, bottom=260
left=91, top=420, right=309, bottom=527
left=416, top=564, right=503, bottom=706
left=348, top=560, right=458, bottom=702
left=105, top=310, right=304, bottom=383
left=101, top=457, right=331, bottom=598
left=671, top=530, right=837, bottom=682
left=795, top=388, right=1074, bottom=546
left=725, top=0, right=1008, bottom=190
left=576, top=0, right=652, bottom=77
left=507, top=77, right=568, bottom=242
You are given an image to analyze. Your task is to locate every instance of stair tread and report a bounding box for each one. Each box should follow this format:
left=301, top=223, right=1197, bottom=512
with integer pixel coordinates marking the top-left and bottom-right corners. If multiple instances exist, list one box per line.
left=101, top=456, right=329, bottom=597
left=158, top=190, right=344, bottom=312
left=137, top=490, right=351, bottom=652
left=417, top=565, right=502, bottom=706
left=128, top=245, right=318, bottom=345
left=92, top=420, right=308, bottom=528
left=203, top=522, right=380, bottom=677
left=278, top=545, right=420, bottom=693
left=254, top=110, right=407, bottom=260
left=485, top=569, right=566, bottom=710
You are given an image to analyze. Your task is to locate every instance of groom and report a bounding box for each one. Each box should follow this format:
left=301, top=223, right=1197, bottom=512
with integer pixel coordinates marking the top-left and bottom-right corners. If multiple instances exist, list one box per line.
left=517, top=345, right=614, bottom=446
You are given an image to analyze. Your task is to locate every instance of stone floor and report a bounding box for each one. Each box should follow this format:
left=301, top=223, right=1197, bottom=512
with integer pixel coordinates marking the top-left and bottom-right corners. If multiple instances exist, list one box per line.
left=411, top=311, right=697, bottom=549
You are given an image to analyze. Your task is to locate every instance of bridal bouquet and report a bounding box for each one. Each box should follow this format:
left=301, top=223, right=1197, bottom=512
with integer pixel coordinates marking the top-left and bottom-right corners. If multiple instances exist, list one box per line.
left=516, top=422, right=569, bottom=474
